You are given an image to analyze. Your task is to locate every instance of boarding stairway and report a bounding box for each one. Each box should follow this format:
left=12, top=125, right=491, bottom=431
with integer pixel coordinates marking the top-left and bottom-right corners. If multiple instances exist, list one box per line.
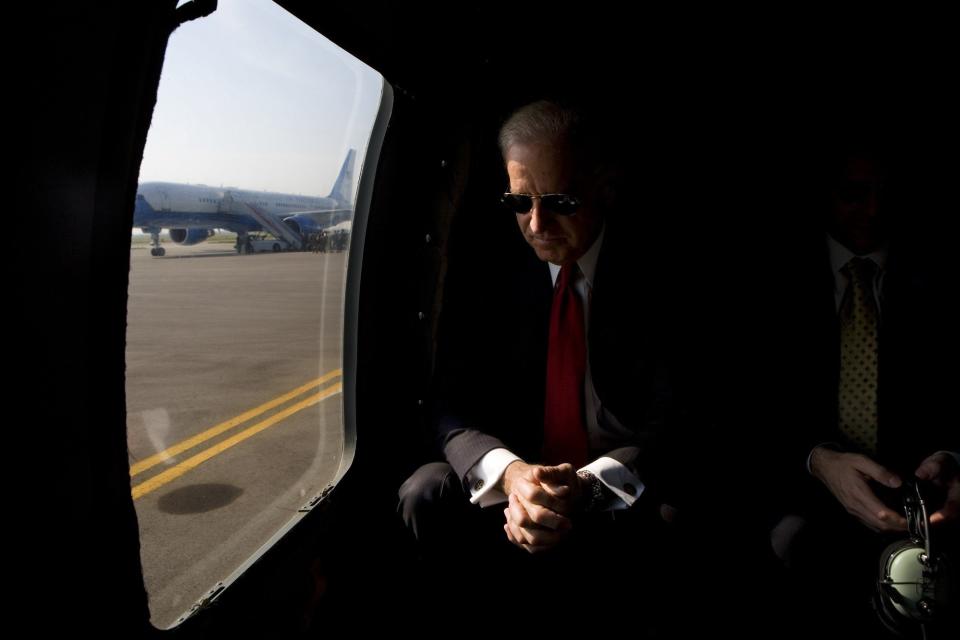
left=222, top=192, right=304, bottom=250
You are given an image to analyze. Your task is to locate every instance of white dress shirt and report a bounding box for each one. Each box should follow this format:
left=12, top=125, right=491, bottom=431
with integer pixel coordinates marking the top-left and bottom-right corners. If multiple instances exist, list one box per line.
left=466, top=226, right=645, bottom=510
left=826, top=234, right=888, bottom=314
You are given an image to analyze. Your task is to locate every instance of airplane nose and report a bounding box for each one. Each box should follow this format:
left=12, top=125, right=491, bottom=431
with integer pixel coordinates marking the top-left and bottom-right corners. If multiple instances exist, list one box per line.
left=133, top=193, right=156, bottom=223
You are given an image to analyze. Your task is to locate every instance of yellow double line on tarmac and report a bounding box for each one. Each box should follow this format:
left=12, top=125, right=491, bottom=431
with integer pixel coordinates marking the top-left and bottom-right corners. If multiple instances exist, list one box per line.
left=131, top=369, right=343, bottom=500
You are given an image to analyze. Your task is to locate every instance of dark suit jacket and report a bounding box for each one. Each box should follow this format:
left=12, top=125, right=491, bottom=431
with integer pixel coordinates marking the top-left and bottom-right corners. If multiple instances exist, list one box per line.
left=772, top=234, right=957, bottom=514
left=425, top=207, right=789, bottom=568
left=431, top=218, right=673, bottom=495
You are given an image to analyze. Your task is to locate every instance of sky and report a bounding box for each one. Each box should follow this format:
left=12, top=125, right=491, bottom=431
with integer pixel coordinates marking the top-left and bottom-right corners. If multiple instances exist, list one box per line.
left=137, top=0, right=383, bottom=198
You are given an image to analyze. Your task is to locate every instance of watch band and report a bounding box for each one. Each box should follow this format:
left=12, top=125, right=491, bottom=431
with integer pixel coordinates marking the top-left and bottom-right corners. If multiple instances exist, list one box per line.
left=577, top=469, right=606, bottom=513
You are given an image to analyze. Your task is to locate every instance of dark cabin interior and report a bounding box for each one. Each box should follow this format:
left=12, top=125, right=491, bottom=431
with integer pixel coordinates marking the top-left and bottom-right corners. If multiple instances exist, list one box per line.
left=17, top=2, right=955, bottom=637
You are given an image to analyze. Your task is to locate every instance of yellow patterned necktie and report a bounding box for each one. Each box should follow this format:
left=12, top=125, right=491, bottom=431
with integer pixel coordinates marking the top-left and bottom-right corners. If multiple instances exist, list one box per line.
left=838, top=257, right=879, bottom=453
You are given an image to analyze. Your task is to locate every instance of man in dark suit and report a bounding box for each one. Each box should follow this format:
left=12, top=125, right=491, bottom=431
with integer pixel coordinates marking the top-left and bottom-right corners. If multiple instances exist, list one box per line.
left=770, top=148, right=959, bottom=636
left=397, top=101, right=675, bottom=615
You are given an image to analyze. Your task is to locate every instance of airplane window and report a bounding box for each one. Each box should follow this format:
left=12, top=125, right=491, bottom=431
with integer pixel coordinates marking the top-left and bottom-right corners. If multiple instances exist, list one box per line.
left=127, top=0, right=383, bottom=629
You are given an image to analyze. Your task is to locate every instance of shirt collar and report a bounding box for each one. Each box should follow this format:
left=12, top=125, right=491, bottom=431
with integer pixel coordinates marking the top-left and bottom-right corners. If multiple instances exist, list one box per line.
left=826, top=233, right=888, bottom=277
left=549, top=224, right=605, bottom=287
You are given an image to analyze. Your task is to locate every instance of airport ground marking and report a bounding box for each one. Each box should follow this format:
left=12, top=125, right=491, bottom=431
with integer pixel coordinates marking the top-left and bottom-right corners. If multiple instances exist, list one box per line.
left=132, top=382, right=342, bottom=500
left=130, top=369, right=342, bottom=477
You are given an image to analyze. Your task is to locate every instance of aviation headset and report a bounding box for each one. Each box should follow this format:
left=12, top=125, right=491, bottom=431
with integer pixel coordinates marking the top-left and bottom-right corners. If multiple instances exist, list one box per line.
left=874, top=480, right=956, bottom=639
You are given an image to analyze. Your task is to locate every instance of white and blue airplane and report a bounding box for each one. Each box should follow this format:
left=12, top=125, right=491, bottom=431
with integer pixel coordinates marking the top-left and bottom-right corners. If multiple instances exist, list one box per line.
left=134, top=149, right=355, bottom=256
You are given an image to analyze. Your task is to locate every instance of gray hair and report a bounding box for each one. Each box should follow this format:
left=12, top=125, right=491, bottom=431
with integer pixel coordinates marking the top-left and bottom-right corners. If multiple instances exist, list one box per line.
left=497, top=101, right=582, bottom=158
left=498, top=101, right=609, bottom=196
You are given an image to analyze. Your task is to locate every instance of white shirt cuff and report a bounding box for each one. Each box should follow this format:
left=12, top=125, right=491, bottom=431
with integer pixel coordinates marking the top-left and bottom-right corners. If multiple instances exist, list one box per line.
left=467, top=448, right=521, bottom=507
left=581, top=456, right=644, bottom=510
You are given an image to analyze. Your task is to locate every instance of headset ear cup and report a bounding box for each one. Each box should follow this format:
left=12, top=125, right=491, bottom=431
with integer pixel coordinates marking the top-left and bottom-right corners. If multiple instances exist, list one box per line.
left=875, top=539, right=934, bottom=638
left=876, top=539, right=911, bottom=637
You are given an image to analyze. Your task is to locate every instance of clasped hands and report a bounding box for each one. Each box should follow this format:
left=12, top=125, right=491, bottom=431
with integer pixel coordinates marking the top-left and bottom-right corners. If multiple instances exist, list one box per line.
left=499, top=460, right=589, bottom=554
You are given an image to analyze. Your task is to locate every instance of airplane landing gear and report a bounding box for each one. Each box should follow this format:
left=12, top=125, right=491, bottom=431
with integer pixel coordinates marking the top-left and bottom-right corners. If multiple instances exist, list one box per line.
left=149, top=231, right=165, bottom=257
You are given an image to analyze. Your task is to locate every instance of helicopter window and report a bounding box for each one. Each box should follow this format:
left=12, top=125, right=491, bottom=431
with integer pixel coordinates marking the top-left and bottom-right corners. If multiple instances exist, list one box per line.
left=125, top=0, right=383, bottom=628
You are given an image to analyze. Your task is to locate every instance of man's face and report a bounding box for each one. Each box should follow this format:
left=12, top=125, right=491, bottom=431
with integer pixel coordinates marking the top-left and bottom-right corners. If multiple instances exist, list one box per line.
left=827, top=155, right=887, bottom=254
left=505, top=142, right=603, bottom=266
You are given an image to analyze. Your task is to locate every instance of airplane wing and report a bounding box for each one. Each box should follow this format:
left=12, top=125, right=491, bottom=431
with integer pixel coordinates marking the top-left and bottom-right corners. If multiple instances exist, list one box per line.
left=283, top=208, right=352, bottom=216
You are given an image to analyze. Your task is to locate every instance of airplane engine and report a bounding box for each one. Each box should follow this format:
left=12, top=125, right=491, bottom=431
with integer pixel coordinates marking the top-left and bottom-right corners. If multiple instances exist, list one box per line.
left=282, top=216, right=307, bottom=236
left=283, top=212, right=339, bottom=236
left=169, top=228, right=215, bottom=245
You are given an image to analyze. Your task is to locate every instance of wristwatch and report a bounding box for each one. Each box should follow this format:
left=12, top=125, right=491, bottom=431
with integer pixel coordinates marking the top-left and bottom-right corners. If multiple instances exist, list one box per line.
left=576, top=469, right=606, bottom=513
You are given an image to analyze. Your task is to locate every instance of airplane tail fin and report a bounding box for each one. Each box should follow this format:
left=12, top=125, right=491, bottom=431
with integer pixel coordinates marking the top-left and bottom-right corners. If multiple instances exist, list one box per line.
left=328, top=149, right=356, bottom=207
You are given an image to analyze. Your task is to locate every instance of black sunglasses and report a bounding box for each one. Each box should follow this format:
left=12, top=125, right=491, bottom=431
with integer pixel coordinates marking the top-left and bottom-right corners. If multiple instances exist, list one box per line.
left=500, top=192, right=581, bottom=216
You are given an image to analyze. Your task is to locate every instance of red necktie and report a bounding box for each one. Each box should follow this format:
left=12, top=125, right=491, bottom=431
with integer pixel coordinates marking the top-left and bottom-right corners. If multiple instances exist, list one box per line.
left=542, top=263, right=588, bottom=467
